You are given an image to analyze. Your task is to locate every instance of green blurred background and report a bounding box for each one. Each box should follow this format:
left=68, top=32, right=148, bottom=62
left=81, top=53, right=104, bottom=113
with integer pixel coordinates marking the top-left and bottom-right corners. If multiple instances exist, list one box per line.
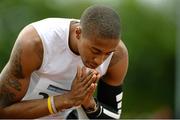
left=0, top=0, right=177, bottom=118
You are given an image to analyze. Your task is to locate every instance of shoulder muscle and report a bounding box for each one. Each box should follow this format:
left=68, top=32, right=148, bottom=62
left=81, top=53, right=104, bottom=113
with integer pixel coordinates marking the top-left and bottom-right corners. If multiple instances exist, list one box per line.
left=104, top=40, right=128, bottom=86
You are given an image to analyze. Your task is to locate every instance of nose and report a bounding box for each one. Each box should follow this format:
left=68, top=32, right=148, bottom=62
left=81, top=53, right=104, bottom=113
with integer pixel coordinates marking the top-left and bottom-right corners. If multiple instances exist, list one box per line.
left=94, top=55, right=105, bottom=66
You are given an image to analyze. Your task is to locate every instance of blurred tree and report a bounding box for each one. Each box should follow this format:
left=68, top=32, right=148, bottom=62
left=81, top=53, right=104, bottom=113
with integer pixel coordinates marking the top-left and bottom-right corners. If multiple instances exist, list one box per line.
left=118, top=0, right=175, bottom=118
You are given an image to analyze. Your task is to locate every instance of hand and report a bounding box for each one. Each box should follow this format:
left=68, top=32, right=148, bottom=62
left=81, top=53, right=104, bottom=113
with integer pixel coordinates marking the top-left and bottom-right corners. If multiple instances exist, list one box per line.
left=82, top=71, right=100, bottom=109
left=66, top=66, right=98, bottom=107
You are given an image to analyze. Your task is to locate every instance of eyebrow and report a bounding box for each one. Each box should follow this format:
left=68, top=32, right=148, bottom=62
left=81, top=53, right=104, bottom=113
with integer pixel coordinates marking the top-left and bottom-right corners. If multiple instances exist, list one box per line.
left=91, top=47, right=115, bottom=53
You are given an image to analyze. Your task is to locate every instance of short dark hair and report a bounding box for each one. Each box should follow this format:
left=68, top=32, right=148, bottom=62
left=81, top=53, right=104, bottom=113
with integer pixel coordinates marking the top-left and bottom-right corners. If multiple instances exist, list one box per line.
left=80, top=5, right=121, bottom=39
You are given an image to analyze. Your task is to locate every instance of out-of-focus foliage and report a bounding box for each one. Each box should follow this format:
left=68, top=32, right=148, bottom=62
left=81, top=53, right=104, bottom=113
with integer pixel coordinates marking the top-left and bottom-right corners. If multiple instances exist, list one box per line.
left=0, top=0, right=176, bottom=118
left=119, top=0, right=175, bottom=118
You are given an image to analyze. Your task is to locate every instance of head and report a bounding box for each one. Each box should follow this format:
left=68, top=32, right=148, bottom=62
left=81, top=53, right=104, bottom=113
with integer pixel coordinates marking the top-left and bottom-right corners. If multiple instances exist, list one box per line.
left=75, top=5, right=121, bottom=69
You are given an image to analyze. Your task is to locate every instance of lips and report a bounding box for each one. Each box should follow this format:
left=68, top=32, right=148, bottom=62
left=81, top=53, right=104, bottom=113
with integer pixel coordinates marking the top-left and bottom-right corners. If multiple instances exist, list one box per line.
left=88, top=63, right=98, bottom=69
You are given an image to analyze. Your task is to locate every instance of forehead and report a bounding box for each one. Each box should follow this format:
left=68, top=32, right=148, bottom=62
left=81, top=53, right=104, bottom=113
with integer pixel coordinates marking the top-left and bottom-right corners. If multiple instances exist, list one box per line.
left=85, top=37, right=119, bottom=51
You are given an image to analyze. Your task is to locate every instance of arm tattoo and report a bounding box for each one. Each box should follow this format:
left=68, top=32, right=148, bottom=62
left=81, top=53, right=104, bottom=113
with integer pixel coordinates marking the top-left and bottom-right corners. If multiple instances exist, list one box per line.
left=0, top=84, right=16, bottom=107
left=7, top=79, right=21, bottom=91
left=10, top=41, right=24, bottom=79
left=0, top=41, right=24, bottom=106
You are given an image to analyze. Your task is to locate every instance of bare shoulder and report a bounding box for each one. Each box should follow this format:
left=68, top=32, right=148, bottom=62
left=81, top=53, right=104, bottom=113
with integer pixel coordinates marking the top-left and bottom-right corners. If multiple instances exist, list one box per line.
left=13, top=25, right=43, bottom=74
left=7, top=24, right=43, bottom=78
left=109, top=40, right=128, bottom=68
left=104, top=40, right=128, bottom=86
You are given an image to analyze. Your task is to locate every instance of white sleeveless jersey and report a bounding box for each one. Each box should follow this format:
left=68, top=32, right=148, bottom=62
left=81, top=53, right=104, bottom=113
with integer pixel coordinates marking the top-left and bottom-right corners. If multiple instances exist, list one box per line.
left=22, top=18, right=113, bottom=119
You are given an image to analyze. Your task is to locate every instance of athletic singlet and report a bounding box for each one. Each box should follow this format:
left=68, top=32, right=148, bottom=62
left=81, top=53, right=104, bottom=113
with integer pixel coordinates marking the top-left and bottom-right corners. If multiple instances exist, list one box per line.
left=22, top=18, right=113, bottom=119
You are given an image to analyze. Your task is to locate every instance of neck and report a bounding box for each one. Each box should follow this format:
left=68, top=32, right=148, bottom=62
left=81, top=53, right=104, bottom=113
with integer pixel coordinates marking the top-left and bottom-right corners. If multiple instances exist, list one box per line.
left=69, top=21, right=80, bottom=55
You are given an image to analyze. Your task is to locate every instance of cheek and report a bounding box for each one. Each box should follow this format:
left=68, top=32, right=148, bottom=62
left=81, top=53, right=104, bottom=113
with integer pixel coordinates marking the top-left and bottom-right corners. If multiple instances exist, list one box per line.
left=78, top=41, right=94, bottom=61
left=82, top=49, right=92, bottom=60
left=80, top=48, right=93, bottom=61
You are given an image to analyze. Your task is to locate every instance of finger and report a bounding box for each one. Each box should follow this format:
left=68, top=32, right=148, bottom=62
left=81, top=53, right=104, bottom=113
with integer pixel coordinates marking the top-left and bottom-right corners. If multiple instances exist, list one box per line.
left=88, top=83, right=97, bottom=97
left=93, top=70, right=98, bottom=75
left=81, top=70, right=93, bottom=82
left=80, top=69, right=93, bottom=82
left=76, top=65, right=82, bottom=80
left=85, top=83, right=97, bottom=98
left=82, top=83, right=97, bottom=102
left=83, top=74, right=97, bottom=90
left=83, top=73, right=95, bottom=86
left=91, top=83, right=97, bottom=96
left=87, top=70, right=93, bottom=75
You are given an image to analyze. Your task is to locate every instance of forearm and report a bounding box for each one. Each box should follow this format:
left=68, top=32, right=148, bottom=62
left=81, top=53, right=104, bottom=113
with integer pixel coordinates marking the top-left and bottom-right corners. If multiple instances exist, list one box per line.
left=83, top=80, right=123, bottom=119
left=0, top=98, right=49, bottom=118
left=0, top=94, right=73, bottom=119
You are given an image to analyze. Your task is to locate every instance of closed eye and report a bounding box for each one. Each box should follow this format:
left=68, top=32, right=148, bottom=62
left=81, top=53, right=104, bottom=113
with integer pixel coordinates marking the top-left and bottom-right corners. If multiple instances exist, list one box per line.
left=91, top=50, right=100, bottom=54
left=91, top=48, right=101, bottom=54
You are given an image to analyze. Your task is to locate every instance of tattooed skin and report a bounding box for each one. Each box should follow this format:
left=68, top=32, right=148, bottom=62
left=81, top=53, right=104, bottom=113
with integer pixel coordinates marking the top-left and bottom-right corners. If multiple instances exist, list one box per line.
left=7, top=79, right=21, bottom=91
left=0, top=84, right=16, bottom=107
left=0, top=40, right=24, bottom=107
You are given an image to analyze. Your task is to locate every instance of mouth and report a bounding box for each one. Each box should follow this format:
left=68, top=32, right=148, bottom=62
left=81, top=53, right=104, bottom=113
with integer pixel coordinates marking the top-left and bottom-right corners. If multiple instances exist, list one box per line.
left=86, top=63, right=98, bottom=69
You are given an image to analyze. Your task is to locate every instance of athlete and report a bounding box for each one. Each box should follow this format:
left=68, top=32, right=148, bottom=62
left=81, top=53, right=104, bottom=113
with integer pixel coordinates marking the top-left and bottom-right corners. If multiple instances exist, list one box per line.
left=0, top=5, right=128, bottom=119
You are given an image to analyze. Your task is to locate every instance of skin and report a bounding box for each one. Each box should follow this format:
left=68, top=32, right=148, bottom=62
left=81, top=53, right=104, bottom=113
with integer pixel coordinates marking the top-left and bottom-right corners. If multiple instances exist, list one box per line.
left=70, top=22, right=128, bottom=109
left=0, top=21, right=128, bottom=118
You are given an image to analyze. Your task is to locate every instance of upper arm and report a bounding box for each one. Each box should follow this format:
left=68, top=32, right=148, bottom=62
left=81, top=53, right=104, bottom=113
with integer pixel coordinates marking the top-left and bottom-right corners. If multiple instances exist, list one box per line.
left=103, top=40, right=128, bottom=86
left=0, top=25, right=43, bottom=107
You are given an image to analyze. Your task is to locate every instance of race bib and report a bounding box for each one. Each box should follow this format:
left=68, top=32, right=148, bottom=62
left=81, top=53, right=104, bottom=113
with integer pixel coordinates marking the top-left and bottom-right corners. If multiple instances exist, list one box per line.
left=23, top=78, right=70, bottom=100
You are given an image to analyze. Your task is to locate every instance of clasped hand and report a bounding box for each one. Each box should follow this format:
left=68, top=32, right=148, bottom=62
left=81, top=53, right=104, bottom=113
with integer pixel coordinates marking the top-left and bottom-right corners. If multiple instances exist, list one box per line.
left=69, top=66, right=100, bottom=108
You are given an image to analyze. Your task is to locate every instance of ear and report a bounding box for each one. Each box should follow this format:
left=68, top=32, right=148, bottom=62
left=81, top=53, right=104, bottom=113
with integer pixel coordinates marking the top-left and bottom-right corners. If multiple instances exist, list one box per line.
left=75, top=26, right=81, bottom=39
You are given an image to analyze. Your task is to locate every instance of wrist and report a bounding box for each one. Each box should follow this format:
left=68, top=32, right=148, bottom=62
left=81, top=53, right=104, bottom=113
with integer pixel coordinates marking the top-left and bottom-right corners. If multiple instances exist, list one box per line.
left=82, top=98, right=102, bottom=119
left=54, top=93, right=74, bottom=112
left=82, top=98, right=98, bottom=113
left=82, top=97, right=95, bottom=109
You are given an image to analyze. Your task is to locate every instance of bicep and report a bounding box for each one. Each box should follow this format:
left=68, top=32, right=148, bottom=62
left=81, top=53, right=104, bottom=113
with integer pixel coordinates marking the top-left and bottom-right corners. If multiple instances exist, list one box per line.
left=0, top=25, right=43, bottom=107
left=0, top=62, right=30, bottom=107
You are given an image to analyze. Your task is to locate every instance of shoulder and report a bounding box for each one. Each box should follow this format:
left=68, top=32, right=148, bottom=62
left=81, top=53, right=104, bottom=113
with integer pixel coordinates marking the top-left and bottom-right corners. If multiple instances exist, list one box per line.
left=109, top=40, right=128, bottom=68
left=10, top=25, right=43, bottom=75
left=18, top=24, right=43, bottom=61
left=104, top=40, right=128, bottom=86
left=18, top=25, right=42, bottom=48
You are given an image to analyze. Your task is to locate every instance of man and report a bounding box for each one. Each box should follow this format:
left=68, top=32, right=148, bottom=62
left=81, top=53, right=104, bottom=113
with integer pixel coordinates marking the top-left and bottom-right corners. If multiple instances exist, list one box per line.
left=0, top=5, right=128, bottom=119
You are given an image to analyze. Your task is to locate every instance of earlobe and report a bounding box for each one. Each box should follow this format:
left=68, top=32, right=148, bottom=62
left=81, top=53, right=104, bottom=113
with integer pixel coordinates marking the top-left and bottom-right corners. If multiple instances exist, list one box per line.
left=75, top=27, right=81, bottom=39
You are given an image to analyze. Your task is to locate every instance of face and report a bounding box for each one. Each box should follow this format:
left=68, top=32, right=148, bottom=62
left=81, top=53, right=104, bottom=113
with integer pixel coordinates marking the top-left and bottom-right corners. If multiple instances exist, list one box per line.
left=76, top=29, right=119, bottom=69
